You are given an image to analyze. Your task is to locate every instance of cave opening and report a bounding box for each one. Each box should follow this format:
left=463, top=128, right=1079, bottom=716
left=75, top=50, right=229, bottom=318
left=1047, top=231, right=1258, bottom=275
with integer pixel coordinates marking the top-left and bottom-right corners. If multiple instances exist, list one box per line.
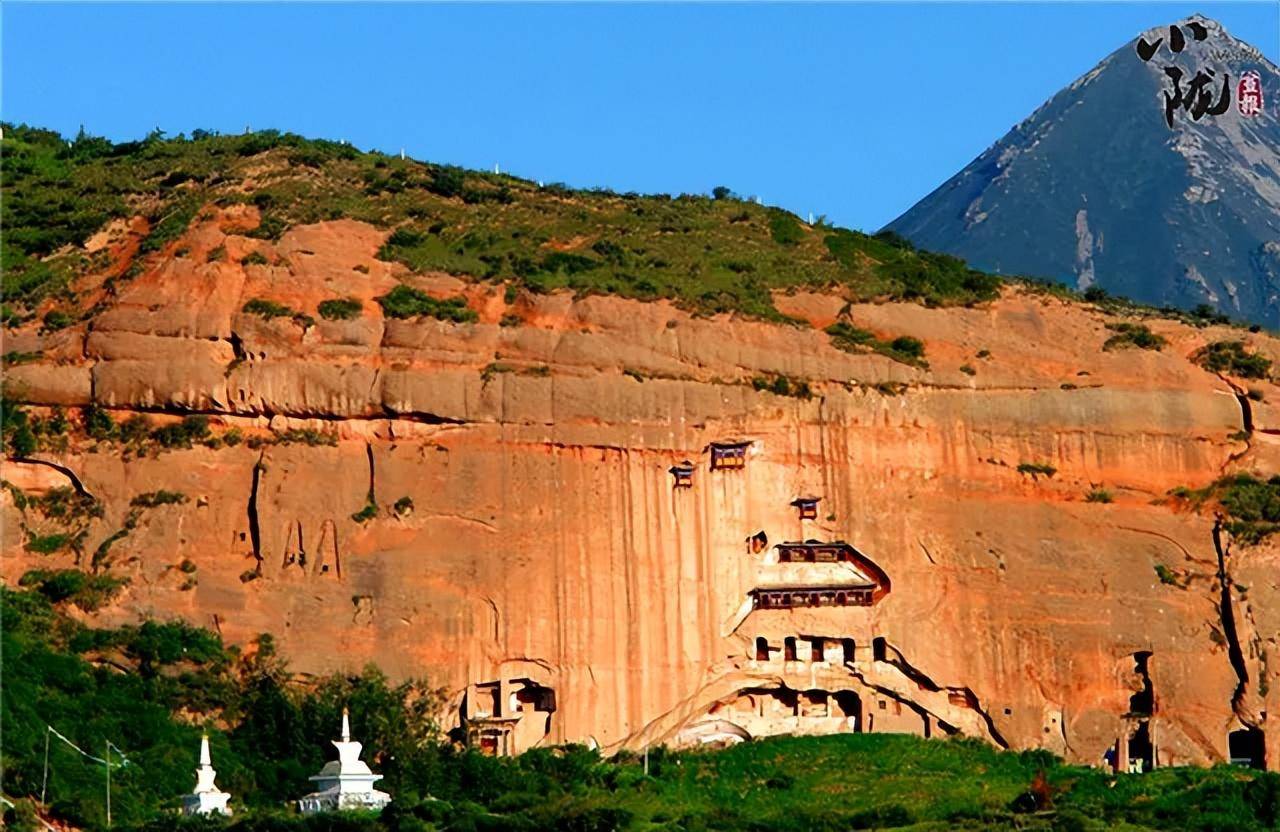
left=1127, top=721, right=1154, bottom=773
left=841, top=638, right=856, bottom=664
left=800, top=690, right=829, bottom=718
left=784, top=637, right=798, bottom=662
left=1229, top=726, right=1266, bottom=769
left=833, top=690, right=862, bottom=731
left=246, top=457, right=263, bottom=568
left=476, top=683, right=501, bottom=718
left=755, top=637, right=770, bottom=661
left=512, top=680, right=556, bottom=714
left=1129, top=651, right=1154, bottom=716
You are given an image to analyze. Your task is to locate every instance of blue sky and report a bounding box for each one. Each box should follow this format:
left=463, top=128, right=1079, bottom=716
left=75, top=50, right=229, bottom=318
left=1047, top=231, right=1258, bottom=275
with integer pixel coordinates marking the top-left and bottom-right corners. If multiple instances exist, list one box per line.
left=3, top=2, right=1277, bottom=231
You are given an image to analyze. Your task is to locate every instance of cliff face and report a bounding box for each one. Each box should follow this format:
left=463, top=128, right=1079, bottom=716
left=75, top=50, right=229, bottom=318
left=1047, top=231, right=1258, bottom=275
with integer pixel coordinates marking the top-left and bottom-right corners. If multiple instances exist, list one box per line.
left=4, top=209, right=1280, bottom=770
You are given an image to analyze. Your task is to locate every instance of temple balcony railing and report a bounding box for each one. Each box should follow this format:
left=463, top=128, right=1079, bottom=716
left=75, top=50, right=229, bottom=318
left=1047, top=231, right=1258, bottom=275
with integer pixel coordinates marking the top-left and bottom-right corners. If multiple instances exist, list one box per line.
left=751, top=584, right=876, bottom=610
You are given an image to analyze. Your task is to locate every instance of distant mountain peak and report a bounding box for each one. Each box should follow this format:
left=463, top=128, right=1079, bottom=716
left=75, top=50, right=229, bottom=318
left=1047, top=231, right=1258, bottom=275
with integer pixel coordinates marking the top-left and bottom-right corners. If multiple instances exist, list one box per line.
left=1138, top=14, right=1272, bottom=68
left=887, top=16, right=1280, bottom=323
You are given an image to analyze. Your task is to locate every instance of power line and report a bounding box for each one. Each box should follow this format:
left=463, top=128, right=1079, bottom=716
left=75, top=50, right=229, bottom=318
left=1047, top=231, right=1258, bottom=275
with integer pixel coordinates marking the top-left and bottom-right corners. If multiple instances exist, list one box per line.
left=43, top=725, right=128, bottom=767
left=39, top=724, right=131, bottom=825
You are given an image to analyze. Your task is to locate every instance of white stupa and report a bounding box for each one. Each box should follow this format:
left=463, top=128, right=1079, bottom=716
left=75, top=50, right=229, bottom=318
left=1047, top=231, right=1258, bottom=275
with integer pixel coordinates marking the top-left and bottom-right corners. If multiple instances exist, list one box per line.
left=181, top=735, right=232, bottom=816
left=297, top=708, right=392, bottom=814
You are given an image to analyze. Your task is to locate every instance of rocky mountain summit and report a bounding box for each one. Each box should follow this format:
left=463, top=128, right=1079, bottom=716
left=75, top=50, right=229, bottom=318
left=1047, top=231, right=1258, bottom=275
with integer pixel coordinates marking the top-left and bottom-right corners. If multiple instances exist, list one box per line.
left=888, top=15, right=1280, bottom=325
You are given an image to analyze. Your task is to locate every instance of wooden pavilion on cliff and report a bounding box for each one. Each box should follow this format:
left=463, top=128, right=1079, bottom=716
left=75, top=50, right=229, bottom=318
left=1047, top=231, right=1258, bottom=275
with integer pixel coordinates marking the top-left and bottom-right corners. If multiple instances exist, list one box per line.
left=709, top=441, right=751, bottom=470
left=775, top=540, right=884, bottom=570
left=669, top=460, right=695, bottom=488
left=790, top=497, right=821, bottom=520
left=750, top=540, right=893, bottom=609
left=751, top=584, right=876, bottom=609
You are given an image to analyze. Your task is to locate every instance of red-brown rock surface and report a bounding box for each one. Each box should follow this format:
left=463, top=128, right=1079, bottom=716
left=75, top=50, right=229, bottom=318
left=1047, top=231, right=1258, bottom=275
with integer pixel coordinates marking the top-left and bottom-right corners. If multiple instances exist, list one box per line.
left=5, top=212, right=1278, bottom=769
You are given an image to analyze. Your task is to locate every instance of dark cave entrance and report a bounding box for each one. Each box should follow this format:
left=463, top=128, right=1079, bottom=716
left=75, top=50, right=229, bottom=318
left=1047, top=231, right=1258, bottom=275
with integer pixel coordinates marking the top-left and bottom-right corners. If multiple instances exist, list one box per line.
left=833, top=690, right=863, bottom=731
left=1127, top=721, right=1154, bottom=773
left=1128, top=651, right=1154, bottom=717
left=1229, top=726, right=1266, bottom=770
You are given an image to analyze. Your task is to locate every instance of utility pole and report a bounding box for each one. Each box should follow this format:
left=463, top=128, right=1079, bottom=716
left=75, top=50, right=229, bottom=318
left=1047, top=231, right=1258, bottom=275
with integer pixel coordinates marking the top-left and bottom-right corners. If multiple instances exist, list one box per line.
left=41, top=729, right=50, bottom=805
left=105, top=737, right=112, bottom=824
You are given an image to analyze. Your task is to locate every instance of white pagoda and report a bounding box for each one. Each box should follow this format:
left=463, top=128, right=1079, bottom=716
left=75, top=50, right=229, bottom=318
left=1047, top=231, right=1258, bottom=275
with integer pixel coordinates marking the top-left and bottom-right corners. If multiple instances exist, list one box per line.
left=181, top=735, right=232, bottom=816
left=297, top=708, right=392, bottom=814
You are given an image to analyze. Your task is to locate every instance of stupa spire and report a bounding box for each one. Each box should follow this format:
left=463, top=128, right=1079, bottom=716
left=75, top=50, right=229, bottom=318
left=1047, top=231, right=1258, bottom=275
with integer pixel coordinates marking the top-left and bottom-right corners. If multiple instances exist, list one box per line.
left=297, top=705, right=392, bottom=813
left=181, top=734, right=231, bottom=816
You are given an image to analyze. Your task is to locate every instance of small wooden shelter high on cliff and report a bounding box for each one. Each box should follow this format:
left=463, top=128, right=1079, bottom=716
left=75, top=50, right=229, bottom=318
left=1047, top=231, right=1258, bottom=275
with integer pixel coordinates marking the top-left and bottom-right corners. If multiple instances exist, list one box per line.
left=708, top=441, right=751, bottom=470
left=790, top=497, right=821, bottom=519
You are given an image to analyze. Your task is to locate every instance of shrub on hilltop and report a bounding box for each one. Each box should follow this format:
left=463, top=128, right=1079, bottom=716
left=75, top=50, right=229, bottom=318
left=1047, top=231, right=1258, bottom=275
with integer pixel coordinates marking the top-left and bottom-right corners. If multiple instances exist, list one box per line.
left=376, top=285, right=477, bottom=322
left=1193, top=341, right=1272, bottom=379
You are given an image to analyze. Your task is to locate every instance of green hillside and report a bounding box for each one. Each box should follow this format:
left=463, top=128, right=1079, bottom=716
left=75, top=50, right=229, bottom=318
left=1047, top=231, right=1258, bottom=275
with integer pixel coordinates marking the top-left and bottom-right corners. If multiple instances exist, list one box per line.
left=1, top=124, right=999, bottom=330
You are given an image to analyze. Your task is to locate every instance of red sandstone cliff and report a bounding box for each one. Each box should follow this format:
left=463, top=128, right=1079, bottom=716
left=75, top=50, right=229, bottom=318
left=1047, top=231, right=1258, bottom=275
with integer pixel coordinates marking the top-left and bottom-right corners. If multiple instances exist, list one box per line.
left=4, top=208, right=1278, bottom=770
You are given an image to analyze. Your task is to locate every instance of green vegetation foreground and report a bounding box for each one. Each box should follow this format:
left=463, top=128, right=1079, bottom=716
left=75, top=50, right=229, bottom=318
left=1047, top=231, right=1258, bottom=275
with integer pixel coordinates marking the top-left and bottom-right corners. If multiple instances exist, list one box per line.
left=4, top=586, right=1280, bottom=832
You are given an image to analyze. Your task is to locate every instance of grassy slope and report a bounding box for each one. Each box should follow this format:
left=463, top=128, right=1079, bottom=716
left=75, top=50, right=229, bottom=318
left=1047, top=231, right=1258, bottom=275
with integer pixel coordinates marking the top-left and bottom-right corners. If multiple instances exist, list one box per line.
left=1, top=124, right=999, bottom=330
